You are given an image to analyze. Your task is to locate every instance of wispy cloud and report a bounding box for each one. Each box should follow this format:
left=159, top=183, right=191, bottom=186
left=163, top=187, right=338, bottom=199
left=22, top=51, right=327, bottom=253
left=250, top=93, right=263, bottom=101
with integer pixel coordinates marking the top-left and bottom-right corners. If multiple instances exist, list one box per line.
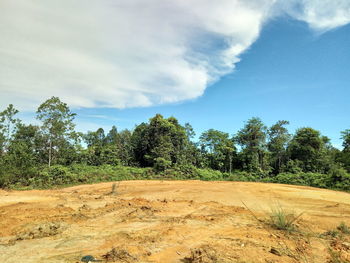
left=1, top=0, right=349, bottom=110
left=81, top=114, right=138, bottom=123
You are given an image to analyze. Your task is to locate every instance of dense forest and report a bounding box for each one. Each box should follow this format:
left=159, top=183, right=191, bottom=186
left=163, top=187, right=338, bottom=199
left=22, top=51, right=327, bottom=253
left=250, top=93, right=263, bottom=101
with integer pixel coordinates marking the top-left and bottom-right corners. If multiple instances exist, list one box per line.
left=0, top=96, right=349, bottom=191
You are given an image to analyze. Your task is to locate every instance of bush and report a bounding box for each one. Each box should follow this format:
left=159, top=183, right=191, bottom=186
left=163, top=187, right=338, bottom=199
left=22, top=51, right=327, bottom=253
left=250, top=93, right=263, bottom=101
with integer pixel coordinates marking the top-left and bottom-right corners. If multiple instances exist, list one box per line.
left=266, top=171, right=350, bottom=191
left=328, top=167, right=350, bottom=191
left=226, top=171, right=256, bottom=182
left=196, top=168, right=224, bottom=181
left=153, top=157, right=172, bottom=172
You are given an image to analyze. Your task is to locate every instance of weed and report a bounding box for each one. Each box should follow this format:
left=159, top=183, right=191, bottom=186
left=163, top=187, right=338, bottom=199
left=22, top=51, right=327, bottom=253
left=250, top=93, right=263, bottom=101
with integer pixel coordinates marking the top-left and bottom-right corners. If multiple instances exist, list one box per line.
left=337, top=222, right=350, bottom=235
left=328, top=248, right=347, bottom=263
left=268, top=206, right=302, bottom=232
left=322, top=230, right=340, bottom=238
left=108, top=182, right=120, bottom=195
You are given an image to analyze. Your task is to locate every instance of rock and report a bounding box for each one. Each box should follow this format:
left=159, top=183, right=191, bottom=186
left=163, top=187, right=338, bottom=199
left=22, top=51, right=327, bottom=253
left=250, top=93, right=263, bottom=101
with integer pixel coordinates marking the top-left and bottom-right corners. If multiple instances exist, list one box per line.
left=342, top=242, right=350, bottom=250
left=270, top=247, right=282, bottom=256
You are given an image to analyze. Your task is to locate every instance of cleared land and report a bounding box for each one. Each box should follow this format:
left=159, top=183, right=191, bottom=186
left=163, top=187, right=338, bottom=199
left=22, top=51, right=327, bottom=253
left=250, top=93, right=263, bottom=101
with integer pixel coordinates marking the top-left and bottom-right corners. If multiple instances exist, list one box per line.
left=0, top=181, right=350, bottom=263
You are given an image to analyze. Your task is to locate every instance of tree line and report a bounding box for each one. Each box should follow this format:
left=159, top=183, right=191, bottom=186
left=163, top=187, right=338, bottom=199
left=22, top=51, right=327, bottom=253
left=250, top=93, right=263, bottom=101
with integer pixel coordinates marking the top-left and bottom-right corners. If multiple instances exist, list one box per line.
left=0, top=96, right=349, bottom=189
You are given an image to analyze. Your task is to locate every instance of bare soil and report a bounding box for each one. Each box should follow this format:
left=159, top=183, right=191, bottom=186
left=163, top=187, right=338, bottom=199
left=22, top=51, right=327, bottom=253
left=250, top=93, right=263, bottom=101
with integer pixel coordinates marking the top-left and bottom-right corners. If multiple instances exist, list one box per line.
left=0, top=181, right=350, bottom=262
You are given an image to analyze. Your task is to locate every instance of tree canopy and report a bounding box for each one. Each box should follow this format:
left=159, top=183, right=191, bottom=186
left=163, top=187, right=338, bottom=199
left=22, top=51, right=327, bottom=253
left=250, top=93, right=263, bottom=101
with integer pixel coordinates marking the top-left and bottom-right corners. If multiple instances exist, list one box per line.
left=0, top=97, right=349, bottom=191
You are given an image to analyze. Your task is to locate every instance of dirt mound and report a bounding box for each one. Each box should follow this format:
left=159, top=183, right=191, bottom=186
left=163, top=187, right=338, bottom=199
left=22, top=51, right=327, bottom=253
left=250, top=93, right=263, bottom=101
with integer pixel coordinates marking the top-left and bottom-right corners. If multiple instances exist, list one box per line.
left=15, top=222, right=68, bottom=241
left=102, top=247, right=138, bottom=262
left=182, top=245, right=220, bottom=263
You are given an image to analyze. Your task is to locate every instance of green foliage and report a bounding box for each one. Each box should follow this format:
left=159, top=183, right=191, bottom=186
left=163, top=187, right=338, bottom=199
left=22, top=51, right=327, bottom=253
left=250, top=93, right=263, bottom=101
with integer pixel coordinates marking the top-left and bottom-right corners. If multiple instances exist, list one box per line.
left=131, top=114, right=188, bottom=167
left=236, top=117, right=270, bottom=175
left=338, top=131, right=350, bottom=173
left=0, top=104, right=21, bottom=153
left=226, top=171, right=257, bottom=182
left=0, top=97, right=350, bottom=193
left=268, top=120, right=291, bottom=174
left=199, top=129, right=236, bottom=173
left=265, top=171, right=350, bottom=191
left=267, top=172, right=328, bottom=188
left=280, top=159, right=303, bottom=174
left=288, top=128, right=331, bottom=173
left=153, top=157, right=172, bottom=172
left=84, top=128, right=106, bottom=147
left=341, top=129, right=350, bottom=152
left=36, top=96, right=78, bottom=167
left=328, top=166, right=350, bottom=190
left=268, top=207, right=301, bottom=232
left=24, top=165, right=151, bottom=189
left=196, top=168, right=225, bottom=181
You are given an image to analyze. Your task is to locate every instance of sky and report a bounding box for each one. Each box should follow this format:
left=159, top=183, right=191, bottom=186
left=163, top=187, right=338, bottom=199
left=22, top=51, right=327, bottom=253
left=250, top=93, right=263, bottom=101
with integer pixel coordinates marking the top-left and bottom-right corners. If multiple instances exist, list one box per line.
left=0, top=0, right=350, bottom=148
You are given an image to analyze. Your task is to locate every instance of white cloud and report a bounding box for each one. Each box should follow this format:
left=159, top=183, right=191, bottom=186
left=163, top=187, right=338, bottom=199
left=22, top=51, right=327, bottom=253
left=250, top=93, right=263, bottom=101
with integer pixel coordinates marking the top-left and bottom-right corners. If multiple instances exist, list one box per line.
left=277, top=0, right=350, bottom=31
left=0, top=0, right=349, bottom=110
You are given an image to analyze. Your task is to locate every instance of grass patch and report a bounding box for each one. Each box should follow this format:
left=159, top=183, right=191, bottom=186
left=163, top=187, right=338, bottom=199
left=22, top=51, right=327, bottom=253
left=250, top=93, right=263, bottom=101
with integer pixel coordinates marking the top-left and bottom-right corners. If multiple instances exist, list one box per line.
left=268, top=206, right=302, bottom=232
left=337, top=222, right=350, bottom=235
left=321, top=230, right=341, bottom=239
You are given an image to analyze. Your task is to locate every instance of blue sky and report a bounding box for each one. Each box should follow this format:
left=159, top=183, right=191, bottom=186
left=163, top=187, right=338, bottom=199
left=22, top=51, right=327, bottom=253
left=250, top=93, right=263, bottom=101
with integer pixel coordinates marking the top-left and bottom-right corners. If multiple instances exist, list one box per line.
left=72, top=17, right=350, bottom=148
left=1, top=1, right=350, bottom=148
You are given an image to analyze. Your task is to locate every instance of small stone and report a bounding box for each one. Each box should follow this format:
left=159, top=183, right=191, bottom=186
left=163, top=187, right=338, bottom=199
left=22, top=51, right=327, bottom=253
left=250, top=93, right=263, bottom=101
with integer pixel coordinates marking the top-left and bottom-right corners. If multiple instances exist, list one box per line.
left=270, top=247, right=282, bottom=256
left=342, top=242, right=350, bottom=249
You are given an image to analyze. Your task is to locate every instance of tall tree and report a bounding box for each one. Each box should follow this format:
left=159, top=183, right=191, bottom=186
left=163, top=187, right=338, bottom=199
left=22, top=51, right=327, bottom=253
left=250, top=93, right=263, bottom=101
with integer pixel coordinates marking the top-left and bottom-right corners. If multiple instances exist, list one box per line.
left=36, top=97, right=76, bottom=167
left=288, top=127, right=330, bottom=173
left=236, top=117, right=270, bottom=175
left=339, top=129, right=350, bottom=172
left=130, top=122, right=150, bottom=167
left=130, top=114, right=187, bottom=168
left=0, top=104, right=21, bottom=153
left=341, top=129, right=350, bottom=151
left=268, top=120, right=291, bottom=174
left=105, top=126, right=119, bottom=145
left=85, top=128, right=106, bottom=147
left=199, top=129, right=236, bottom=173
left=117, top=129, right=133, bottom=166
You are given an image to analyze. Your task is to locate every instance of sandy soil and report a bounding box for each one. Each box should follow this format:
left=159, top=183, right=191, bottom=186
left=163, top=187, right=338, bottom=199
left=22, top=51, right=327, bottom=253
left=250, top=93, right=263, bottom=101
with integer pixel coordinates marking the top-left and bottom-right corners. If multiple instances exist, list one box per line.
left=0, top=181, right=350, bottom=263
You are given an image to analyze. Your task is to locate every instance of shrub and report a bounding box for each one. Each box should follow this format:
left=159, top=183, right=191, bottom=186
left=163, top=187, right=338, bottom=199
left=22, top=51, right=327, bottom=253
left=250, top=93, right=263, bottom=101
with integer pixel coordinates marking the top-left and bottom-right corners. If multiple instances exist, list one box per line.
left=153, top=157, right=172, bottom=173
left=226, top=171, right=256, bottom=182
left=196, top=168, right=224, bottom=181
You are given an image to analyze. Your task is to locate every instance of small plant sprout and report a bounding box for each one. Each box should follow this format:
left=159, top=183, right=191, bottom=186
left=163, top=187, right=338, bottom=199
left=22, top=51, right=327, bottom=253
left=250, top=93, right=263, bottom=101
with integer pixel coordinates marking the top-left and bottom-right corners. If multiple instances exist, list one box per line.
left=109, top=182, right=120, bottom=196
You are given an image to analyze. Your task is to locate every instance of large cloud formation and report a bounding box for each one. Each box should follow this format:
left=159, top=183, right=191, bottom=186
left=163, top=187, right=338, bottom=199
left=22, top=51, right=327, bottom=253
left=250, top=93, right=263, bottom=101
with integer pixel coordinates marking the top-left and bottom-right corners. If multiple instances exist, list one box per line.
left=1, top=0, right=350, bottom=110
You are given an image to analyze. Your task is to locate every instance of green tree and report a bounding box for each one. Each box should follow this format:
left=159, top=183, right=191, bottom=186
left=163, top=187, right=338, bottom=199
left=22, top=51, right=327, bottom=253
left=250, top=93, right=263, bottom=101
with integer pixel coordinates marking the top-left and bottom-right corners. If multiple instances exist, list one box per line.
left=130, top=122, right=149, bottom=166
left=36, top=97, right=77, bottom=167
left=105, top=126, right=119, bottom=144
left=130, top=114, right=187, bottom=168
left=0, top=123, right=41, bottom=186
left=181, top=123, right=202, bottom=167
left=236, top=117, right=270, bottom=176
left=84, top=128, right=106, bottom=147
left=199, top=129, right=236, bottom=173
left=341, top=129, right=350, bottom=151
left=0, top=104, right=21, bottom=153
left=288, top=128, right=331, bottom=173
left=268, top=120, right=291, bottom=174
left=339, top=129, right=350, bottom=172
left=117, top=129, right=133, bottom=166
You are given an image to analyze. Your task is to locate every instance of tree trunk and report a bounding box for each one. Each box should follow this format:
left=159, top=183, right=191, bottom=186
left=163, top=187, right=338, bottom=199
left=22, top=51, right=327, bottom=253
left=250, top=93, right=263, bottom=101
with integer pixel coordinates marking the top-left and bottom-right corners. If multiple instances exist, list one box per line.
left=48, top=140, right=52, bottom=168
